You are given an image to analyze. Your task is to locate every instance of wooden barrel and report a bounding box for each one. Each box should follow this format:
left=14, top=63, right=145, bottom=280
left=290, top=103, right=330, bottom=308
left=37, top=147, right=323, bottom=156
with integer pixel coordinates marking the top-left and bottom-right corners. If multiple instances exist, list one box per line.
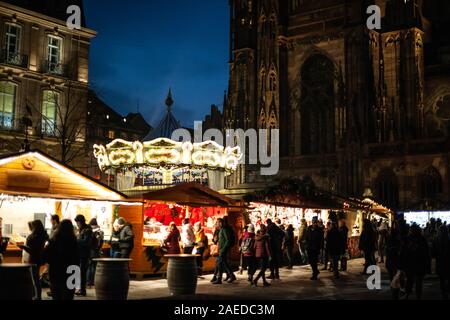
left=166, top=254, right=198, bottom=296
left=93, top=258, right=131, bottom=300
left=0, top=264, right=34, bottom=300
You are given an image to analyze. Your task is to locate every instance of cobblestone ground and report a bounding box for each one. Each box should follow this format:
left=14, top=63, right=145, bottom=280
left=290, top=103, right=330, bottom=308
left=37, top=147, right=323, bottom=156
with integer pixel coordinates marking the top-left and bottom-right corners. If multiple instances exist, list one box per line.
left=42, top=258, right=443, bottom=300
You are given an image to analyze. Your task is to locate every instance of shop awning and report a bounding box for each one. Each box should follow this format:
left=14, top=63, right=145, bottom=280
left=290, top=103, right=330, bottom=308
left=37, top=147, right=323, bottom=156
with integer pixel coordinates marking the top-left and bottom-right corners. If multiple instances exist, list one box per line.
left=0, top=150, right=127, bottom=201
left=242, top=178, right=367, bottom=211
left=140, top=182, right=237, bottom=207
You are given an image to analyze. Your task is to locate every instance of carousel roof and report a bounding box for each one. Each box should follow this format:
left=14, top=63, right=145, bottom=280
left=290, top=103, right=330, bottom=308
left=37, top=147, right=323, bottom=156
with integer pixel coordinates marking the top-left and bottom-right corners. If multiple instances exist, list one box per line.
left=144, top=89, right=181, bottom=141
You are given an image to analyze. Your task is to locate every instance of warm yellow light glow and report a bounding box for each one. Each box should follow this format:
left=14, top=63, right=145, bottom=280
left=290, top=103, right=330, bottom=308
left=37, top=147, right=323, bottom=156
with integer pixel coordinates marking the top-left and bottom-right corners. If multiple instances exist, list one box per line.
left=93, top=138, right=243, bottom=173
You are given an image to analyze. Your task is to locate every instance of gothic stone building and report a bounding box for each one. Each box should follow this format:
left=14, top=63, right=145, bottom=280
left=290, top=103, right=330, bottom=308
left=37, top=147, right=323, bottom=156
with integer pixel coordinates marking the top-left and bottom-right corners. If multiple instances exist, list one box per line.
left=0, top=0, right=96, bottom=169
left=224, top=0, right=450, bottom=212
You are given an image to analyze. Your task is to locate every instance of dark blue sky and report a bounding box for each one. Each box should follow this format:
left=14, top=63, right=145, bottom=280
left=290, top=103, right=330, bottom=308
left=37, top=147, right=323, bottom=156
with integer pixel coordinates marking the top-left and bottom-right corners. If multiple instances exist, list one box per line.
left=83, top=0, right=229, bottom=128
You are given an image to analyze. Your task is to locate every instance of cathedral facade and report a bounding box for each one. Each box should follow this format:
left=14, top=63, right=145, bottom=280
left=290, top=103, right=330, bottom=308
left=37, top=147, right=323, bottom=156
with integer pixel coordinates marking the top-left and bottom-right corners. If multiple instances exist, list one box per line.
left=223, top=0, right=450, bottom=211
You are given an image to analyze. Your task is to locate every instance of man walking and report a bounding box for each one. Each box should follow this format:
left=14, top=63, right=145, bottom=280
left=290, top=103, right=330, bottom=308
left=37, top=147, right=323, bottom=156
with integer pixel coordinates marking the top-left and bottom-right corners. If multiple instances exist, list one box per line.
left=212, top=218, right=236, bottom=284
left=305, top=217, right=324, bottom=280
left=267, top=219, right=285, bottom=279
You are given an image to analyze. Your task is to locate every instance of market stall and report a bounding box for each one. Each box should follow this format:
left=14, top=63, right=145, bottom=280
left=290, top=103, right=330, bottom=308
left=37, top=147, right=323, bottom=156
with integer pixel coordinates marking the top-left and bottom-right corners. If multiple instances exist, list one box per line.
left=0, top=150, right=137, bottom=263
left=118, top=182, right=242, bottom=278
left=242, top=178, right=370, bottom=261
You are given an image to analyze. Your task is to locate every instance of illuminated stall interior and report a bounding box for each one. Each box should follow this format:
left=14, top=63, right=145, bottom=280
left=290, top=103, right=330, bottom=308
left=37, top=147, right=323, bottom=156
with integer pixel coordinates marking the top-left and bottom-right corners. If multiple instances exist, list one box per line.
left=117, top=182, right=239, bottom=276
left=244, top=179, right=368, bottom=233
left=0, top=151, right=136, bottom=261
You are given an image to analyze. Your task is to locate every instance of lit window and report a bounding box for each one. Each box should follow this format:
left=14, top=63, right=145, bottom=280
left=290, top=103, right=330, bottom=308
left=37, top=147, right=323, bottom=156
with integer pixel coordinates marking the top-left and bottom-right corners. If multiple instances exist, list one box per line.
left=108, top=130, right=115, bottom=139
left=0, top=81, right=17, bottom=129
left=4, top=23, right=21, bottom=61
left=42, top=90, right=59, bottom=136
left=47, top=36, right=63, bottom=74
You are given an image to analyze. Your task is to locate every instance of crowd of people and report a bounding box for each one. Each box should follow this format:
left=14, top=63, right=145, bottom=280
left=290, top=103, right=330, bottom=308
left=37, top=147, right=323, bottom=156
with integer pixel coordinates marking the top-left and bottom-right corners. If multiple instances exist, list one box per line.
left=360, top=217, right=450, bottom=300
left=2, top=212, right=450, bottom=300
left=11, top=215, right=134, bottom=300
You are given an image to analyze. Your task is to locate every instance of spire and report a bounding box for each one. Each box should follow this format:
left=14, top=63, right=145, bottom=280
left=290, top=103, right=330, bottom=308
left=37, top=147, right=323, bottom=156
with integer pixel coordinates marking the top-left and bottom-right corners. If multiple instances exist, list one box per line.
left=165, top=88, right=174, bottom=112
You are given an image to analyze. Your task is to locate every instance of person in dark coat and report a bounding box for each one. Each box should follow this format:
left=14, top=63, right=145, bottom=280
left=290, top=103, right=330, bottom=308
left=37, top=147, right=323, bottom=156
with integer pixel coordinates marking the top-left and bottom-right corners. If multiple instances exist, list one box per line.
left=338, top=219, right=349, bottom=271
left=322, top=221, right=332, bottom=271
left=213, top=218, right=236, bottom=284
left=386, top=222, right=401, bottom=281
left=164, top=222, right=181, bottom=254
left=359, top=219, right=377, bottom=274
left=433, top=225, right=450, bottom=300
left=305, top=216, right=324, bottom=280
left=283, top=224, right=295, bottom=269
left=327, top=221, right=343, bottom=279
left=74, top=214, right=93, bottom=297
left=252, top=224, right=272, bottom=287
left=44, top=220, right=79, bottom=301
left=117, top=217, right=134, bottom=258
left=210, top=226, right=221, bottom=283
left=20, top=220, right=49, bottom=300
left=399, top=224, right=431, bottom=300
left=266, top=219, right=285, bottom=279
left=87, top=218, right=104, bottom=287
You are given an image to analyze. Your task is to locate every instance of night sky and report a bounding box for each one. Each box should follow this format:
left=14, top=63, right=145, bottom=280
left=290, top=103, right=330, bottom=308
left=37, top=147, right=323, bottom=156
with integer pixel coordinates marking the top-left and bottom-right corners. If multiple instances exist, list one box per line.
left=83, top=0, right=229, bottom=128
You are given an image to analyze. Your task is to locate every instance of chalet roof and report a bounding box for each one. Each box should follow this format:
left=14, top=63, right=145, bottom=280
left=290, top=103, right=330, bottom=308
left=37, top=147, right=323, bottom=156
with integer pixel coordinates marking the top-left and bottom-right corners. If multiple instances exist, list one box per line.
left=0, top=149, right=128, bottom=201
left=141, top=182, right=236, bottom=207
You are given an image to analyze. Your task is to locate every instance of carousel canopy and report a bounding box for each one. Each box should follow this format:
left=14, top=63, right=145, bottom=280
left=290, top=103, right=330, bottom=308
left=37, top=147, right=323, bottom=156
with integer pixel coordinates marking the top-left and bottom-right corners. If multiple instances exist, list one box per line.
left=140, top=182, right=236, bottom=207
left=143, top=89, right=181, bottom=141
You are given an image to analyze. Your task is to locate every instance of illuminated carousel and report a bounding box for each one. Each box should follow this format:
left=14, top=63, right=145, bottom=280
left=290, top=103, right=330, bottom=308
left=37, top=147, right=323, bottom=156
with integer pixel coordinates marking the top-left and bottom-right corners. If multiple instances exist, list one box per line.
left=93, top=91, right=242, bottom=195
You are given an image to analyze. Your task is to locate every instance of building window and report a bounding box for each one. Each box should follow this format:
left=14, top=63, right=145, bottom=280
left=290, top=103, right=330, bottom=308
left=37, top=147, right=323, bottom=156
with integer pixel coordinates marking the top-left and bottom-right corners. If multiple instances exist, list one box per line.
left=42, top=90, right=59, bottom=136
left=4, top=24, right=21, bottom=60
left=108, top=130, right=115, bottom=139
left=375, top=169, right=399, bottom=210
left=300, top=54, right=336, bottom=155
left=46, top=36, right=63, bottom=74
left=0, top=81, right=16, bottom=129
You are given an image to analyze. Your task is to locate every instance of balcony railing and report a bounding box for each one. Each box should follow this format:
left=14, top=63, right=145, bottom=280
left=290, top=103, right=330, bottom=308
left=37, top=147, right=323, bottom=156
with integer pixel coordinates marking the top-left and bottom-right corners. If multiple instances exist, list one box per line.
left=0, top=49, right=28, bottom=68
left=0, top=116, right=31, bottom=132
left=43, top=60, right=66, bottom=76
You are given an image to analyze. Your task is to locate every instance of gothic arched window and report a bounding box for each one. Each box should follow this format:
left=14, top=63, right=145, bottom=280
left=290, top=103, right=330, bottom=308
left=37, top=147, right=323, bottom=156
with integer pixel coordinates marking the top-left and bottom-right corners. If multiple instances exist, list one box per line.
left=375, top=168, right=399, bottom=210
left=300, top=54, right=335, bottom=155
left=419, top=166, right=442, bottom=200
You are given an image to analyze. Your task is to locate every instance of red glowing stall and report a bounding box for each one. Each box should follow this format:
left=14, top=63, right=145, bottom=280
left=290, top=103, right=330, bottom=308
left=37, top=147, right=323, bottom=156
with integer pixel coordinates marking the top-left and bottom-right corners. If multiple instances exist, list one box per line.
left=119, top=183, right=242, bottom=279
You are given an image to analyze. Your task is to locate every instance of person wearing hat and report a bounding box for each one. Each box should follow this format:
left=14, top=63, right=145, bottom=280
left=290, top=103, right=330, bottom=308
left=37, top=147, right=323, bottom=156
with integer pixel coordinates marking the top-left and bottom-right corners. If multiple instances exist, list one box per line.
left=117, top=217, right=134, bottom=258
left=74, top=214, right=93, bottom=296
left=305, top=216, right=324, bottom=280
